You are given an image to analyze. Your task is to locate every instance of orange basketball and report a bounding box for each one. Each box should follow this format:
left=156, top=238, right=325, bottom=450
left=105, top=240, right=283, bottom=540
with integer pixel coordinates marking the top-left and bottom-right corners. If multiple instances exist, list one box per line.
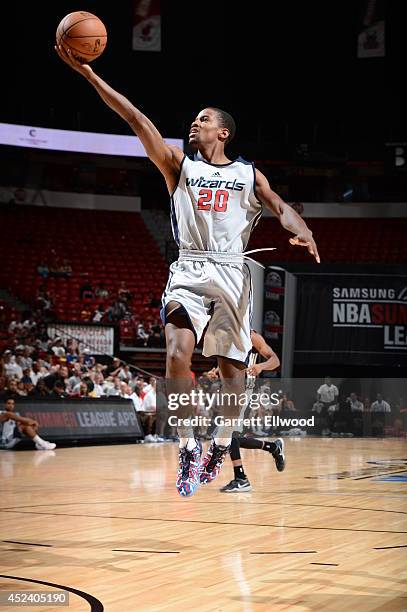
left=56, top=11, right=107, bottom=63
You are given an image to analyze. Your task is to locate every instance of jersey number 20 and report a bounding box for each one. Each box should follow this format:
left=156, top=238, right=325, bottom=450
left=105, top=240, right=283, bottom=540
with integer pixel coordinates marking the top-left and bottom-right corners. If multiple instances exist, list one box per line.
left=197, top=189, right=229, bottom=212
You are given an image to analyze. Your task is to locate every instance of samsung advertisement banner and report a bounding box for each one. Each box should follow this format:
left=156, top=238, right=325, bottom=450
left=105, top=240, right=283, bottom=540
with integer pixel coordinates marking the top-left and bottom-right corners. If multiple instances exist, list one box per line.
left=295, top=274, right=407, bottom=365
left=16, top=399, right=143, bottom=440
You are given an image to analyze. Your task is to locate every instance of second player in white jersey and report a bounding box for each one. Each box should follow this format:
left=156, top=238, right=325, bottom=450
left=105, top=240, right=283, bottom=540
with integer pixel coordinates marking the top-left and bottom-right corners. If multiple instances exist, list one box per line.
left=171, top=154, right=262, bottom=253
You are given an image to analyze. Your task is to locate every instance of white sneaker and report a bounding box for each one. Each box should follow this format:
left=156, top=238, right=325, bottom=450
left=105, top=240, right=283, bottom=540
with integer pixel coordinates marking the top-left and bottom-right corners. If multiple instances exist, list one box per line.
left=35, top=441, right=56, bottom=451
left=144, top=434, right=156, bottom=443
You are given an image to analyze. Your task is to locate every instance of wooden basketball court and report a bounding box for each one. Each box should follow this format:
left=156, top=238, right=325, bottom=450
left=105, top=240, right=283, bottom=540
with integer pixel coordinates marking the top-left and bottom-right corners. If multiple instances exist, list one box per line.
left=1, top=438, right=406, bottom=611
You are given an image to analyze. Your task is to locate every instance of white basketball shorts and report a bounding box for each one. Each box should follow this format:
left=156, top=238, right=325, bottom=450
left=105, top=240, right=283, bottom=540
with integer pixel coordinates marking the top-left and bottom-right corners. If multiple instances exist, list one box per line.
left=161, top=250, right=253, bottom=363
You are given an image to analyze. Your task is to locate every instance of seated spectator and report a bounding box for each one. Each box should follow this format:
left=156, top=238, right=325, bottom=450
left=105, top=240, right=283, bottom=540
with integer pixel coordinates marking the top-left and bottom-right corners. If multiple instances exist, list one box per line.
left=43, top=365, right=68, bottom=392
left=80, top=282, right=94, bottom=302
left=34, top=378, right=51, bottom=398
left=0, top=398, right=56, bottom=450
left=92, top=305, right=105, bottom=323
left=51, top=381, right=69, bottom=399
left=370, top=393, right=391, bottom=413
left=50, top=337, right=66, bottom=358
left=147, top=327, right=163, bottom=348
left=118, top=281, right=132, bottom=304
left=95, top=283, right=109, bottom=301
left=4, top=379, right=21, bottom=400
left=279, top=392, right=296, bottom=413
left=37, top=262, right=49, bottom=279
left=80, top=306, right=92, bottom=322
left=3, top=351, right=23, bottom=380
left=81, top=348, right=95, bottom=368
left=60, top=259, right=73, bottom=278
left=347, top=393, right=364, bottom=412
left=136, top=323, right=149, bottom=346
left=370, top=393, right=391, bottom=436
left=106, top=357, right=122, bottom=377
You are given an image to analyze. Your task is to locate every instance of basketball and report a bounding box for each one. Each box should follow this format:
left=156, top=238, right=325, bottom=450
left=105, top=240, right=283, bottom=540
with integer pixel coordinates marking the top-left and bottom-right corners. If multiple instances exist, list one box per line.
left=56, top=11, right=107, bottom=63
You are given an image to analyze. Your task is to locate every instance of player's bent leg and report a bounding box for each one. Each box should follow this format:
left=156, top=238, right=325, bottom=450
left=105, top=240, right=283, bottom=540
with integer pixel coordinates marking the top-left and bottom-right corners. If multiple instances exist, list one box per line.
left=19, top=425, right=56, bottom=451
left=238, top=435, right=286, bottom=472
left=165, top=303, right=201, bottom=496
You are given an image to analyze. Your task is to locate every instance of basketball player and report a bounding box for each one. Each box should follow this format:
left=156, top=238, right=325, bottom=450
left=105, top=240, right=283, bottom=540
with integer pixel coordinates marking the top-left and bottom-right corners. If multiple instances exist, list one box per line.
left=55, top=46, right=320, bottom=497
left=0, top=399, right=56, bottom=450
left=203, top=330, right=285, bottom=492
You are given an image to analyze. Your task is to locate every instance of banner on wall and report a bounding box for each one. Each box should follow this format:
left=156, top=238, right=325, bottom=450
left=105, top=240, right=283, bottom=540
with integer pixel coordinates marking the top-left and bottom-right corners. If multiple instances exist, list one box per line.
left=295, top=274, right=407, bottom=365
left=16, top=399, right=143, bottom=440
left=357, top=0, right=385, bottom=58
left=132, top=0, right=161, bottom=52
left=263, top=267, right=297, bottom=377
left=47, top=322, right=116, bottom=356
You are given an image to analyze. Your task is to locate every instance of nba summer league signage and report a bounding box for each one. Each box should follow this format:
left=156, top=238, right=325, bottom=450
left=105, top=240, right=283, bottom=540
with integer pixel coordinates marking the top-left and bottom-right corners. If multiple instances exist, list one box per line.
left=294, top=274, right=407, bottom=365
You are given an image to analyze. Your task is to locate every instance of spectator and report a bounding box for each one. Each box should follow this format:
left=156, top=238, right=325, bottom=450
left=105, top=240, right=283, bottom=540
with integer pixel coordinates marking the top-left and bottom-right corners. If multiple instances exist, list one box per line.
left=80, top=305, right=92, bottom=322
left=80, top=282, right=94, bottom=301
left=136, top=323, right=149, bottom=345
left=43, top=365, right=68, bottom=392
left=118, top=281, right=132, bottom=304
left=317, top=376, right=339, bottom=407
left=37, top=262, right=49, bottom=279
left=106, top=357, right=122, bottom=377
left=0, top=398, right=56, bottom=450
left=370, top=393, right=391, bottom=413
left=317, top=376, right=339, bottom=435
left=95, top=283, right=109, bottom=301
left=279, top=392, right=296, bottom=413
left=51, top=381, right=68, bottom=399
left=3, top=352, right=23, bottom=380
left=92, top=305, right=105, bottom=323
left=370, top=393, right=391, bottom=437
left=34, top=378, right=51, bottom=398
left=347, top=392, right=364, bottom=412
left=21, top=368, right=33, bottom=385
left=50, top=337, right=66, bottom=357
left=4, top=379, right=21, bottom=400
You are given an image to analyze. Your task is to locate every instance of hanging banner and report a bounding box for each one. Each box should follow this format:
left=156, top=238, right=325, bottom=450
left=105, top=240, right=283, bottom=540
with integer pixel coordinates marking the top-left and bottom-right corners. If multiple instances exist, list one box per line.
left=263, top=267, right=297, bottom=377
left=132, top=0, right=161, bottom=52
left=357, top=0, right=385, bottom=58
left=295, top=274, right=407, bottom=365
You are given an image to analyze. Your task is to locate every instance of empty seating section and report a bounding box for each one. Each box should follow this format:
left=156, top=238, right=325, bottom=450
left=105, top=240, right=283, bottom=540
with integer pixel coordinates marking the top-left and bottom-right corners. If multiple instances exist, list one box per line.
left=1, top=207, right=406, bottom=324
left=249, top=217, right=407, bottom=264
left=0, top=207, right=167, bottom=322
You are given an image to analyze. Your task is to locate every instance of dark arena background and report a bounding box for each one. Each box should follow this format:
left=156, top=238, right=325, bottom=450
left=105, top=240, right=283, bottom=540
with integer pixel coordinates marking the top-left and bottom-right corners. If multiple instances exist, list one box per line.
left=1, top=2, right=406, bottom=611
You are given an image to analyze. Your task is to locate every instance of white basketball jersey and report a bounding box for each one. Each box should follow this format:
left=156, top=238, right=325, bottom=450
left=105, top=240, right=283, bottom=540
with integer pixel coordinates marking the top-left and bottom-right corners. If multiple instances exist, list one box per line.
left=170, top=154, right=262, bottom=253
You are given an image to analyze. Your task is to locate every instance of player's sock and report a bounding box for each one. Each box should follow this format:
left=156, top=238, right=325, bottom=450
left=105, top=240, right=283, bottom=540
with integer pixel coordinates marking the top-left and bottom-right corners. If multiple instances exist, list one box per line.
left=33, top=435, right=46, bottom=445
left=186, top=438, right=198, bottom=451
left=214, top=438, right=232, bottom=447
left=238, top=437, right=263, bottom=450
left=234, top=464, right=246, bottom=480
left=214, top=426, right=234, bottom=447
left=179, top=437, right=197, bottom=450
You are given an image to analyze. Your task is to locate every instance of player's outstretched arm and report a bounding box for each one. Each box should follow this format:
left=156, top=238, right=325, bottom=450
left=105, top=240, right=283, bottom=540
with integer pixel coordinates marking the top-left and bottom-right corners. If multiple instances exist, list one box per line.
left=54, top=45, right=183, bottom=190
left=255, top=169, right=320, bottom=263
left=247, top=331, right=280, bottom=376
